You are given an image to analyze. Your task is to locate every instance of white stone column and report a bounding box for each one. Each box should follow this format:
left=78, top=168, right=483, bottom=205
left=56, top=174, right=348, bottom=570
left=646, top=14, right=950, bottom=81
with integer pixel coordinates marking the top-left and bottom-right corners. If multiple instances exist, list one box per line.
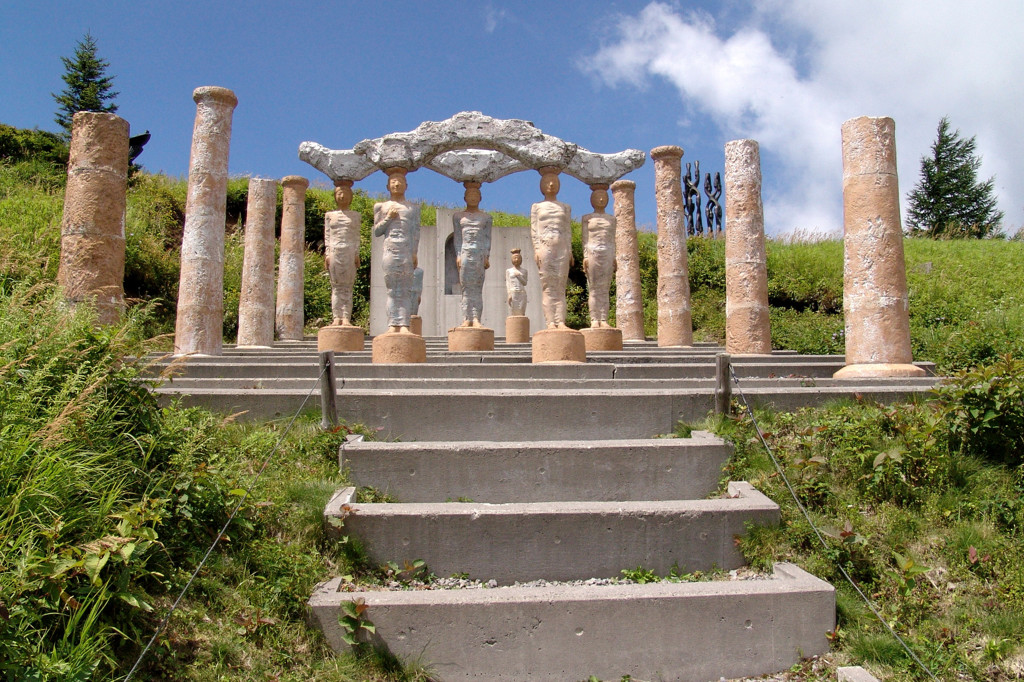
left=276, top=175, right=308, bottom=341
left=236, top=178, right=278, bottom=347
left=174, top=86, right=237, bottom=355
left=834, top=116, right=924, bottom=378
left=57, top=111, right=129, bottom=325
left=611, top=179, right=644, bottom=341
left=651, top=145, right=692, bottom=347
left=724, top=139, right=771, bottom=354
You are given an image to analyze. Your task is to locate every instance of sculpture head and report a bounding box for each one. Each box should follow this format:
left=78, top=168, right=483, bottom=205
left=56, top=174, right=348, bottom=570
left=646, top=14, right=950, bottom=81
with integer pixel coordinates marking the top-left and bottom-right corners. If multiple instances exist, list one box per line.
left=464, top=181, right=482, bottom=211
left=510, top=248, right=522, bottom=267
left=590, top=184, right=609, bottom=213
left=385, top=168, right=408, bottom=200
left=539, top=167, right=560, bottom=201
left=334, top=179, right=354, bottom=210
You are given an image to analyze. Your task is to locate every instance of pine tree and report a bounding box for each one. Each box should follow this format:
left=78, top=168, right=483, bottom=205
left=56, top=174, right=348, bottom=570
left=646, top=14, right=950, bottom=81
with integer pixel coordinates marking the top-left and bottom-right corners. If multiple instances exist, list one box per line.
left=51, top=32, right=119, bottom=140
left=906, top=117, right=1003, bottom=238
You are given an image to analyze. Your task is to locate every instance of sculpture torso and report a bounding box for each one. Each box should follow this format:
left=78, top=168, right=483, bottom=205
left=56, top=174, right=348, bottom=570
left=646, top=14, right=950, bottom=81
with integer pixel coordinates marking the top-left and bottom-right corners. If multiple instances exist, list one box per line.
left=530, top=199, right=572, bottom=328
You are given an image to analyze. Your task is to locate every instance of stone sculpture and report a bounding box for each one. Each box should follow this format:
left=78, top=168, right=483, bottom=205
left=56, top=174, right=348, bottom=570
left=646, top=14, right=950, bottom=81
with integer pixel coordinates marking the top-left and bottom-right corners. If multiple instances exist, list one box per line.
left=452, top=181, right=492, bottom=327
left=530, top=167, right=572, bottom=329
left=325, top=180, right=361, bottom=326
left=581, top=185, right=616, bottom=328
left=651, top=145, right=693, bottom=347
left=611, top=179, right=645, bottom=341
left=277, top=175, right=308, bottom=341
left=372, top=168, right=420, bottom=334
left=237, top=178, right=278, bottom=347
left=506, top=249, right=528, bottom=316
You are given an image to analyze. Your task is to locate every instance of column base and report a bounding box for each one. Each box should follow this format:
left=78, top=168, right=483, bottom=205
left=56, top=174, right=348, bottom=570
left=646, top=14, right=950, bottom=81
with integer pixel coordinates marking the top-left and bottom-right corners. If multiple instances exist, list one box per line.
left=505, top=316, right=530, bottom=343
left=372, top=331, right=427, bottom=364
left=318, top=325, right=365, bottom=352
left=448, top=326, right=495, bottom=351
left=833, top=363, right=927, bottom=379
left=410, top=315, right=423, bottom=336
left=580, top=327, right=623, bottom=351
left=532, top=328, right=586, bottom=363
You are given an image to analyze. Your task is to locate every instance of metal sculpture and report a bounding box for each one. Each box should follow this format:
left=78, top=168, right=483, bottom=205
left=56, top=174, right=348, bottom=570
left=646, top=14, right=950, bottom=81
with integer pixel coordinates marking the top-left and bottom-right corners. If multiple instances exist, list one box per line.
left=683, top=161, right=702, bottom=236
left=704, top=171, right=723, bottom=237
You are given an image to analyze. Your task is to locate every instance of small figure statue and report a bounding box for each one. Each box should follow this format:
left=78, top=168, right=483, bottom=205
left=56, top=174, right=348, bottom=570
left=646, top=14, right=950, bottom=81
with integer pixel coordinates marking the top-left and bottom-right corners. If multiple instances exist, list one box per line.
left=452, top=181, right=492, bottom=327
left=530, top=167, right=572, bottom=329
left=581, top=184, right=616, bottom=328
left=705, top=171, right=723, bottom=237
left=325, top=180, right=361, bottom=326
left=372, top=168, right=420, bottom=334
left=506, top=248, right=528, bottom=316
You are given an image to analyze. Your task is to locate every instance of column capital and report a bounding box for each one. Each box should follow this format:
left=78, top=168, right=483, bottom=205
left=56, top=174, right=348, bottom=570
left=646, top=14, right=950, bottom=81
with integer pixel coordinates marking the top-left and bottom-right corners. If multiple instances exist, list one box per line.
left=192, top=86, right=238, bottom=108
left=650, top=145, right=684, bottom=161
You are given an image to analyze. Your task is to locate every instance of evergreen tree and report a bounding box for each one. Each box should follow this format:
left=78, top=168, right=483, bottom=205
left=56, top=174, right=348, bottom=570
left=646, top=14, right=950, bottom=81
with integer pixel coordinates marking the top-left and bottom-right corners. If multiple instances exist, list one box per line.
left=51, top=32, right=119, bottom=140
left=906, top=117, right=1003, bottom=238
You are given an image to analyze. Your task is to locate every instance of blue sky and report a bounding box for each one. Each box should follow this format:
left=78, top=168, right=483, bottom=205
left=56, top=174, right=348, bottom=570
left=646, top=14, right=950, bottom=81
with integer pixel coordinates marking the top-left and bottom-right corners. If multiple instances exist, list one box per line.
left=3, top=1, right=1022, bottom=234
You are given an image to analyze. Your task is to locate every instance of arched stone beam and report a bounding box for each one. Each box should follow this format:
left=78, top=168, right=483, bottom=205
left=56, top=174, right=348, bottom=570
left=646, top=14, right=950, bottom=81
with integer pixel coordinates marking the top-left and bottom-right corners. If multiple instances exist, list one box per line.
left=297, top=141, right=377, bottom=182
left=565, top=147, right=646, bottom=186
left=425, top=149, right=529, bottom=184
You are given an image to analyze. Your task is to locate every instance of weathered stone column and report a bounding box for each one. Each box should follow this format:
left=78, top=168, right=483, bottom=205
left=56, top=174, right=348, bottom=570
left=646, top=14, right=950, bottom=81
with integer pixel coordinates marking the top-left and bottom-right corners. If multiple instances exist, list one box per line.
left=611, top=179, right=644, bottom=341
left=276, top=175, right=308, bottom=341
left=174, top=86, right=238, bottom=355
left=236, top=178, right=278, bottom=347
left=650, top=145, right=692, bottom=347
left=834, top=117, right=924, bottom=378
left=724, top=139, right=771, bottom=354
left=57, top=111, right=129, bottom=325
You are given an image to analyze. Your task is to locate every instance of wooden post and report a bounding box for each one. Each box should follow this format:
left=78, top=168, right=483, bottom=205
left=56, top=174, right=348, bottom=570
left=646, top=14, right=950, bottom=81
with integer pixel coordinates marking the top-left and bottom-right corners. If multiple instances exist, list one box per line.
left=715, top=352, right=732, bottom=416
left=319, top=350, right=338, bottom=430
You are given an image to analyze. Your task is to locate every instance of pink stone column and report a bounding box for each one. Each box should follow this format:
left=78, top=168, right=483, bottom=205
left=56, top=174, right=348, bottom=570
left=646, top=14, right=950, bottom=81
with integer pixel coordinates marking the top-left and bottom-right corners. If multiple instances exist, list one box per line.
left=724, top=139, right=771, bottom=354
left=57, top=111, right=129, bottom=325
left=611, top=179, right=645, bottom=341
left=834, top=117, right=924, bottom=378
left=276, top=175, right=308, bottom=341
left=236, top=178, right=278, bottom=347
left=650, top=145, right=692, bottom=347
left=174, top=86, right=238, bottom=355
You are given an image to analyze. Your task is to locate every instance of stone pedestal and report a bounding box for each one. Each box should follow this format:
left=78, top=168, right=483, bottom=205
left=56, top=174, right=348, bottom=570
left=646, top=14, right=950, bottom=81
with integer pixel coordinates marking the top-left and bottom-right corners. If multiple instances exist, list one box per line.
left=58, top=111, right=129, bottom=326
left=610, top=179, right=644, bottom=341
left=651, top=145, right=693, bottom=347
left=532, top=328, right=586, bottom=363
left=724, top=140, right=771, bottom=355
left=581, top=327, right=623, bottom=351
left=174, top=86, right=238, bottom=356
left=236, top=177, right=278, bottom=348
left=448, top=326, right=495, bottom=351
left=410, top=315, right=423, bottom=336
left=372, top=332, right=427, bottom=363
left=834, top=116, right=924, bottom=379
left=276, top=175, right=308, bottom=341
left=318, top=325, right=365, bottom=352
left=505, top=315, right=530, bottom=343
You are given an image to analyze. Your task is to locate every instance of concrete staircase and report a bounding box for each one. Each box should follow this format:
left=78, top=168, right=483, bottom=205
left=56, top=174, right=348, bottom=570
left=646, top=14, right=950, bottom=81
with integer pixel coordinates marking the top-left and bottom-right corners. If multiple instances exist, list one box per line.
left=150, top=339, right=936, bottom=680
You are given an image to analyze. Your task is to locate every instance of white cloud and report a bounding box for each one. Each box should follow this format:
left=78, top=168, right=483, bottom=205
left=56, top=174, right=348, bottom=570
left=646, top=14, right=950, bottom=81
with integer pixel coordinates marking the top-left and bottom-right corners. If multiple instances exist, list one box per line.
left=483, top=3, right=507, bottom=34
left=585, top=1, right=1024, bottom=234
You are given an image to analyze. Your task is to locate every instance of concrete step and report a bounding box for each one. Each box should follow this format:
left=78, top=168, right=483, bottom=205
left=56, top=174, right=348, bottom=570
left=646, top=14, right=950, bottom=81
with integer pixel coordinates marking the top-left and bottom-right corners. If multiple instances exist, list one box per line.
left=340, top=433, right=732, bottom=503
left=324, top=482, right=779, bottom=583
left=308, top=561, right=835, bottom=682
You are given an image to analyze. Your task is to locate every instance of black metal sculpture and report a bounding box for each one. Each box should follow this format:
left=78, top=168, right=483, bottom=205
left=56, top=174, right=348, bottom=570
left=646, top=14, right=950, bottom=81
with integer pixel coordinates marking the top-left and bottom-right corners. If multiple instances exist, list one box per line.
left=683, top=161, right=703, bottom=236
left=704, top=171, right=722, bottom=237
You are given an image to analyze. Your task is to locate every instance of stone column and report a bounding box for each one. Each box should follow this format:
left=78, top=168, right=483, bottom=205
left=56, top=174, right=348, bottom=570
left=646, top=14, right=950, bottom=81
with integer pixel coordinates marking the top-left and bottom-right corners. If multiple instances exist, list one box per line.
left=724, top=140, right=771, bottom=355
left=174, top=86, right=238, bottom=355
left=834, top=117, right=924, bottom=378
left=276, top=175, right=308, bottom=341
left=57, top=111, right=129, bottom=325
left=650, top=145, right=692, bottom=347
left=236, top=178, right=278, bottom=347
left=611, top=179, right=644, bottom=341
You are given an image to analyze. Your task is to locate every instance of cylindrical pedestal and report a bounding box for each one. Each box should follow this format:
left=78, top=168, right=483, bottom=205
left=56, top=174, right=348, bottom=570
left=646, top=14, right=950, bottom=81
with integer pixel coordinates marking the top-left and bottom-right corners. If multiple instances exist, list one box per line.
left=318, top=325, right=365, bottom=352
left=581, top=327, right=624, bottom=351
left=448, top=326, right=495, bottom=351
left=175, top=86, right=238, bottom=356
left=410, top=315, right=423, bottom=336
left=651, top=145, right=693, bottom=347
left=372, top=332, right=427, bottom=364
left=610, top=179, right=644, bottom=341
left=532, top=328, right=586, bottom=363
left=276, top=175, right=308, bottom=341
left=834, top=116, right=924, bottom=379
left=724, top=140, right=772, bottom=355
left=58, top=111, right=129, bottom=326
left=237, top=177, right=278, bottom=348
left=505, top=316, right=530, bottom=343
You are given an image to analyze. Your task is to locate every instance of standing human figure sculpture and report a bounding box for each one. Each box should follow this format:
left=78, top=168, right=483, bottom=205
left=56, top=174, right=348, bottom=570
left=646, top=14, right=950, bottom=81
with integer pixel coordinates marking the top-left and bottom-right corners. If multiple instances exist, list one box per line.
left=530, top=167, right=572, bottom=329
left=325, top=180, right=361, bottom=326
left=705, top=171, right=723, bottom=237
left=452, top=181, right=492, bottom=327
left=506, top=248, right=528, bottom=316
left=581, top=184, right=616, bottom=328
left=373, top=168, right=420, bottom=334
